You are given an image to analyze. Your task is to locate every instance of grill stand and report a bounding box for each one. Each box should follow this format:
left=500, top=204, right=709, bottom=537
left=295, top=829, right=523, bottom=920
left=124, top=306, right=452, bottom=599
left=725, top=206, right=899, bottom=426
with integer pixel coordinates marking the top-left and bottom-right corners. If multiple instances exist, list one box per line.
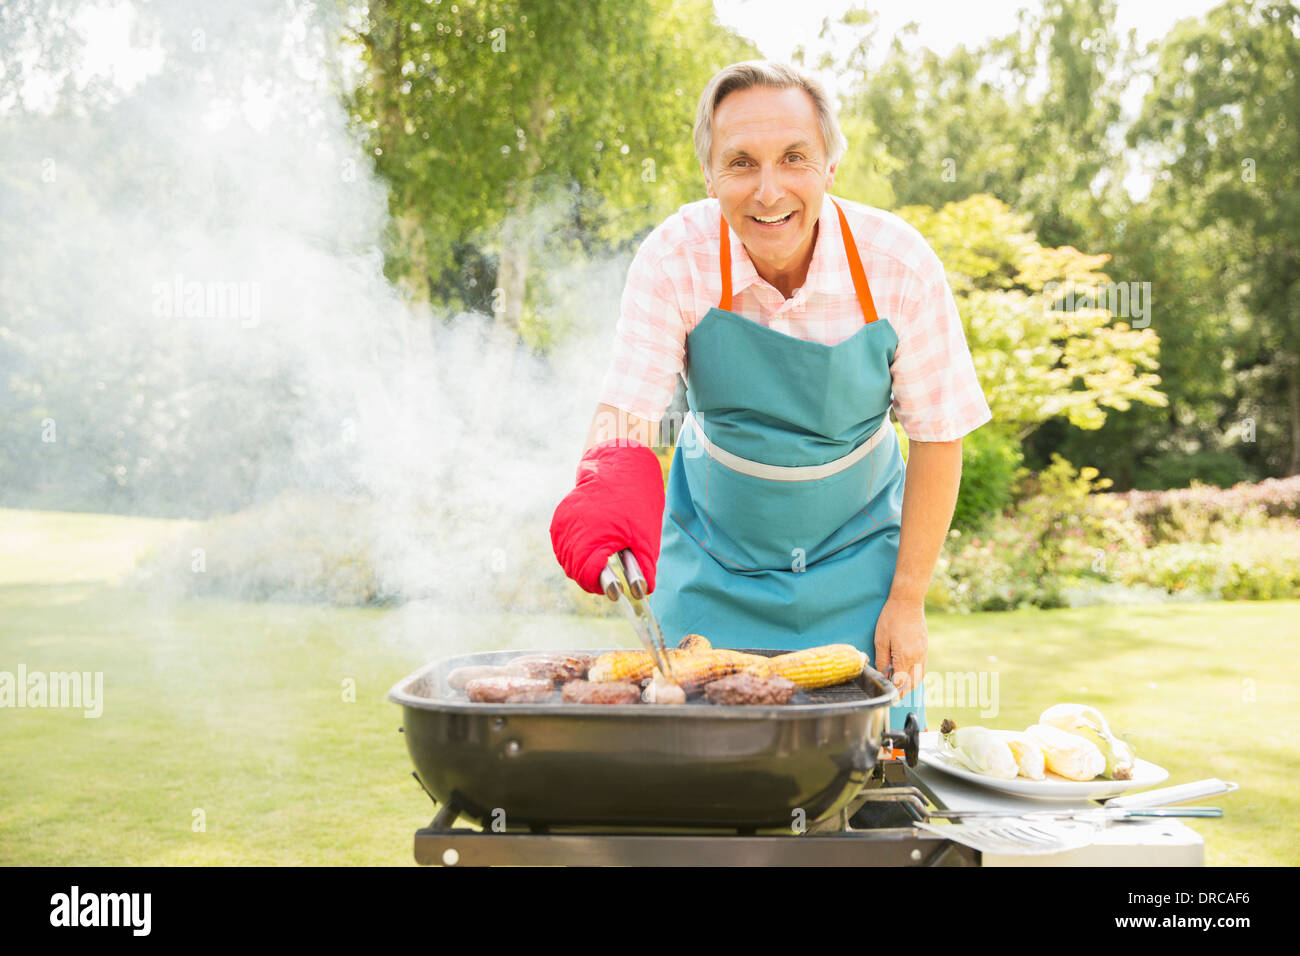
left=411, top=759, right=979, bottom=867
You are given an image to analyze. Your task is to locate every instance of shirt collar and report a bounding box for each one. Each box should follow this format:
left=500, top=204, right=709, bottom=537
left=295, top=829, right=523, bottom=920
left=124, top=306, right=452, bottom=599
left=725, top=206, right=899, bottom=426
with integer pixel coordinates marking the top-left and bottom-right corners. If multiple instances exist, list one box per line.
left=724, top=193, right=840, bottom=298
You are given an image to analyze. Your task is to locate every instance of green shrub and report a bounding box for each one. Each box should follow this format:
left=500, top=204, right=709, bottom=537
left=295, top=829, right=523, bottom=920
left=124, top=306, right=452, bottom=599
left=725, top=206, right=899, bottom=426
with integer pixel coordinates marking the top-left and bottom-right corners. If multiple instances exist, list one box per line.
left=1117, top=526, right=1300, bottom=601
left=931, top=455, right=1148, bottom=612
left=952, top=426, right=1023, bottom=531
left=1137, top=450, right=1257, bottom=491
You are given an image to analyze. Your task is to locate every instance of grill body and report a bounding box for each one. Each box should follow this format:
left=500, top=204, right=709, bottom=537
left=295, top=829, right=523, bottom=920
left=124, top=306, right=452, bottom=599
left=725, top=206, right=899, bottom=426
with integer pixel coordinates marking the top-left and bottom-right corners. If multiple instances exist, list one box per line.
left=389, top=649, right=898, bottom=829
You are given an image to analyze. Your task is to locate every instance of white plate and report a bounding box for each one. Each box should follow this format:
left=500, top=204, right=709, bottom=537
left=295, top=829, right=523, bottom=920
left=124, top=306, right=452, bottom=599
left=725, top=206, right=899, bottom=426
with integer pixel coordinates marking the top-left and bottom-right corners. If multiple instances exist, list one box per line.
left=918, top=730, right=1169, bottom=801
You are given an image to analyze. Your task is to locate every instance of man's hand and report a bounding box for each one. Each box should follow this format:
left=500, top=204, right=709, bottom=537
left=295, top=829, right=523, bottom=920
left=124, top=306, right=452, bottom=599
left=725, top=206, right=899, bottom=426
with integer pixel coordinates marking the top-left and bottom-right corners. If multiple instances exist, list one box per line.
left=550, top=438, right=666, bottom=595
left=550, top=404, right=666, bottom=596
left=873, top=595, right=928, bottom=696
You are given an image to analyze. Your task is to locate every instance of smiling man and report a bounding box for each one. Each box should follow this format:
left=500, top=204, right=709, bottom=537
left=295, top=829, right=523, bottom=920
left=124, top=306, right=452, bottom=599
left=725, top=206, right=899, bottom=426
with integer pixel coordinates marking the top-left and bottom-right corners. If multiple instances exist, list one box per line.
left=550, top=61, right=992, bottom=732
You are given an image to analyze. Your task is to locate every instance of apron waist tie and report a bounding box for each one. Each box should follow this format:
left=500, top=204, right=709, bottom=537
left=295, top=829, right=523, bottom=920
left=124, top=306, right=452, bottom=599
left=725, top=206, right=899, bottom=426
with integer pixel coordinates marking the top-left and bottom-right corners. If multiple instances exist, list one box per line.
left=682, top=411, right=892, bottom=482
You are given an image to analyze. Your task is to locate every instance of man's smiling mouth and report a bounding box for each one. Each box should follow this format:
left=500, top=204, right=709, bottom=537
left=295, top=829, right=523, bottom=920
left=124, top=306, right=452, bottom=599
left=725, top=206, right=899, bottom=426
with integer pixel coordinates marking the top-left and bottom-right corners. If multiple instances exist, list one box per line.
left=750, top=211, right=795, bottom=225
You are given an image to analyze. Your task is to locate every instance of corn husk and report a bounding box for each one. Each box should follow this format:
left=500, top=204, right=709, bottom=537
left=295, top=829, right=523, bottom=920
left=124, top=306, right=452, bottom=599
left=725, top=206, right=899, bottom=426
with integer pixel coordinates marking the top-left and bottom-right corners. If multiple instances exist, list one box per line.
left=1025, top=723, right=1106, bottom=781
left=939, top=719, right=1019, bottom=779
left=1039, top=703, right=1137, bottom=781
left=1004, top=732, right=1046, bottom=780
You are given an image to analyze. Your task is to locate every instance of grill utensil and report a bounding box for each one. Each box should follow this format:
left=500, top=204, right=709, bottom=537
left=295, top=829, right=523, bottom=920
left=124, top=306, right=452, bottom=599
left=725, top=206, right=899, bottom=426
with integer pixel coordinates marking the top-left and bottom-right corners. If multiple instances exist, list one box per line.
left=916, top=806, right=1222, bottom=856
left=599, top=549, right=677, bottom=683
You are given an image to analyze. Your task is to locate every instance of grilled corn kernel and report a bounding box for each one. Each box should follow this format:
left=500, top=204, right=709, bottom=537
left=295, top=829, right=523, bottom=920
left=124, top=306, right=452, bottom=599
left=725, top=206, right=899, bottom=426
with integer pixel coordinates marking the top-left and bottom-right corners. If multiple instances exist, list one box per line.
left=653, top=650, right=744, bottom=695
left=588, top=650, right=659, bottom=683
left=590, top=647, right=769, bottom=691
left=744, top=644, right=867, bottom=690
left=676, top=634, right=712, bottom=653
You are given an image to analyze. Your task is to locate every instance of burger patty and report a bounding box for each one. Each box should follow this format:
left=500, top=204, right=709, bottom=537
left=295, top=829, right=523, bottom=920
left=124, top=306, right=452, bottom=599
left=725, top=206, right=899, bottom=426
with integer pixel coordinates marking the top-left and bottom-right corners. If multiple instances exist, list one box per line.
left=703, top=673, right=798, bottom=706
left=560, top=679, right=641, bottom=705
left=510, top=653, right=595, bottom=683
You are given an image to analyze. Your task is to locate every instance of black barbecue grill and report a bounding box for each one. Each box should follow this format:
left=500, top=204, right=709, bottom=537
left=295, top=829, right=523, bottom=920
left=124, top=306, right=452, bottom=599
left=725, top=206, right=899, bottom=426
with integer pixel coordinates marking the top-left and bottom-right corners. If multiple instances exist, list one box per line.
left=387, top=648, right=976, bottom=865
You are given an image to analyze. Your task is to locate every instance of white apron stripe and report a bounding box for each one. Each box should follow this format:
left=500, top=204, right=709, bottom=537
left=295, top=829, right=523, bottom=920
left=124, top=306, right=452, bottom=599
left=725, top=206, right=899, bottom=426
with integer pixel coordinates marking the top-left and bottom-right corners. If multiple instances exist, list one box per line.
left=682, top=411, right=892, bottom=482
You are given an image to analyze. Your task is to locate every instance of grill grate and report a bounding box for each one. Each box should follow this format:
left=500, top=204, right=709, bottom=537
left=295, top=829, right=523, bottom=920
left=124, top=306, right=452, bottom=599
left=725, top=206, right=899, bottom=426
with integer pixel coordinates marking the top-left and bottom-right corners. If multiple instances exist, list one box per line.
left=404, top=647, right=885, bottom=707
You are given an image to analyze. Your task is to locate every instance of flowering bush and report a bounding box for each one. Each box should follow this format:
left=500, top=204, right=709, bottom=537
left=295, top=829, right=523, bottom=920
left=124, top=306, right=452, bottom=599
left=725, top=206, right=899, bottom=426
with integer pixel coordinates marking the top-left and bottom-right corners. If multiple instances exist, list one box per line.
left=929, top=457, right=1300, bottom=611
left=1118, top=527, right=1300, bottom=600
left=932, top=455, right=1147, bottom=610
left=1110, top=476, right=1300, bottom=543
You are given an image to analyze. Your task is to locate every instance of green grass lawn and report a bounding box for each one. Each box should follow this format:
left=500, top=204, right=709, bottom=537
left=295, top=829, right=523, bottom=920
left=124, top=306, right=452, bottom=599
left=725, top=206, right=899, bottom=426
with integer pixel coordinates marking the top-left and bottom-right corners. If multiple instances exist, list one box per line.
left=0, top=508, right=1294, bottom=865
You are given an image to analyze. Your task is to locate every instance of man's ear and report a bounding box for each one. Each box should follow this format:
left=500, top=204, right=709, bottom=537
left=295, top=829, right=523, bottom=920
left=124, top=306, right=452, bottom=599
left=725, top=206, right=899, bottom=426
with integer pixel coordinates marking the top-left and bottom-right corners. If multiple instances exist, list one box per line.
left=825, top=159, right=838, bottom=191
left=702, top=164, right=715, bottom=198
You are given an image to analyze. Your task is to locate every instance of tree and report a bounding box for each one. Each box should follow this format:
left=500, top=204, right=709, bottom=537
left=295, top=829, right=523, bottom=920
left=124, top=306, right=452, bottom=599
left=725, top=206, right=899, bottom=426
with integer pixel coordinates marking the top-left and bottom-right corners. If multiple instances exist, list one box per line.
left=347, top=0, right=758, bottom=340
left=900, top=195, right=1166, bottom=441
left=838, top=0, right=1131, bottom=249
left=1130, top=0, right=1300, bottom=474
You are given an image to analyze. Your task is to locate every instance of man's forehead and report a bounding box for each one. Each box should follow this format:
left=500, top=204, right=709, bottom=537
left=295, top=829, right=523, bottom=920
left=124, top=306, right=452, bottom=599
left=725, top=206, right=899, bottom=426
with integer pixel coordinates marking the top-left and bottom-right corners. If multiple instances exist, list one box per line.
left=713, top=87, right=821, bottom=156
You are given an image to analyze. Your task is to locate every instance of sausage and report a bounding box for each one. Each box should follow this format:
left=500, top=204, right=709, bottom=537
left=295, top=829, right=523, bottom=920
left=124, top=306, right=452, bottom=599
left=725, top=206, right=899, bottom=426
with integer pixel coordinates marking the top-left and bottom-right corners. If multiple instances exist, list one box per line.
left=463, top=676, right=555, bottom=703
left=446, top=663, right=527, bottom=691
left=509, top=653, right=595, bottom=683
left=703, top=673, right=798, bottom=706
left=560, top=679, right=641, bottom=705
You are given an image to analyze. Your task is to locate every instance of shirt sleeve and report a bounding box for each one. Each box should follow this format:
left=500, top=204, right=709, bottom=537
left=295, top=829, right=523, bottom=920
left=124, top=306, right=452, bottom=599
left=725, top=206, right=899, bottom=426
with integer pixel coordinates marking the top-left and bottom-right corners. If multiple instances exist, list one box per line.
left=596, top=239, right=687, bottom=423
left=889, top=252, right=993, bottom=442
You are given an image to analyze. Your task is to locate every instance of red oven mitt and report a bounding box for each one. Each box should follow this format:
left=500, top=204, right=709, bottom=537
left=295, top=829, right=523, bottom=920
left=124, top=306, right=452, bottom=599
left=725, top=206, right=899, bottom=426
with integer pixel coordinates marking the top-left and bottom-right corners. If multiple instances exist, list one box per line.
left=550, top=439, right=666, bottom=595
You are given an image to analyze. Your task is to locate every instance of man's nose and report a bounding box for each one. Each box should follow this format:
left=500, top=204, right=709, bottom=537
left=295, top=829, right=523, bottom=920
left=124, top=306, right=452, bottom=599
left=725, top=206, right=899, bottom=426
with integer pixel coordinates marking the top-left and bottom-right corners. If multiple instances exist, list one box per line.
left=754, top=165, right=786, bottom=206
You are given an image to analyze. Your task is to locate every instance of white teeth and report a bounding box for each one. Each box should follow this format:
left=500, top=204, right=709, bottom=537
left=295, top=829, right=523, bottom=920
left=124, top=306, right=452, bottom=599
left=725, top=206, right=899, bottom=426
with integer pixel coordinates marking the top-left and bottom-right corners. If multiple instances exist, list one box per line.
left=753, top=212, right=792, bottom=223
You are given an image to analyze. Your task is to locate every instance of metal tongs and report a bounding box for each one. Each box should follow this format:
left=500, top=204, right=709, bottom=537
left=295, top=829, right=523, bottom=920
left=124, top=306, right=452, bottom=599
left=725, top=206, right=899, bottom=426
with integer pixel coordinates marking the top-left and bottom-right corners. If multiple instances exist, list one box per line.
left=599, top=549, right=678, bottom=684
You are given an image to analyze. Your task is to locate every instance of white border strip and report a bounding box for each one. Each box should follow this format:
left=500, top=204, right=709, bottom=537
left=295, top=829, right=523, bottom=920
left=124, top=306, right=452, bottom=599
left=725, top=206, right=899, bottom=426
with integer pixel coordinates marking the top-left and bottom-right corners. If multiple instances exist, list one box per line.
left=683, top=411, right=891, bottom=482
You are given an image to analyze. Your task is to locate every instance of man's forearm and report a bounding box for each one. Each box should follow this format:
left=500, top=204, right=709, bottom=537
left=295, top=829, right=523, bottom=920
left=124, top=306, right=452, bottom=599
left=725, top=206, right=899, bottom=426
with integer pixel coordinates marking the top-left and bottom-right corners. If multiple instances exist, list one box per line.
left=889, top=436, right=963, bottom=605
left=582, top=403, right=660, bottom=456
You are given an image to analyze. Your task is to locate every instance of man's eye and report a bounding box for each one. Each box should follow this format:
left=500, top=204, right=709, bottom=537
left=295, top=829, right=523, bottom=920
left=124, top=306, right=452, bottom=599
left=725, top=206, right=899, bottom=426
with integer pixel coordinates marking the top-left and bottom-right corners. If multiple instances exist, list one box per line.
left=787, top=153, right=805, bottom=162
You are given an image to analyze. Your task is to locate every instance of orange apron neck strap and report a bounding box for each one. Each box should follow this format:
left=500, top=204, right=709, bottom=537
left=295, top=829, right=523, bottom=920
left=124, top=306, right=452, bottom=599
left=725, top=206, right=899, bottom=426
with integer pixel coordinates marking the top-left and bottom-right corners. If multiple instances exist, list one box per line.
left=717, top=199, right=879, bottom=324
left=831, top=198, right=879, bottom=325
left=718, top=211, right=733, bottom=312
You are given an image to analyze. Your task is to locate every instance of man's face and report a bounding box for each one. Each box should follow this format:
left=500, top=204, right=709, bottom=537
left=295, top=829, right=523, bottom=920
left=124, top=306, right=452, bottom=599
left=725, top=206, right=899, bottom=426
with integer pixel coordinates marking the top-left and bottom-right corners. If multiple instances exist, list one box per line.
left=704, top=85, right=836, bottom=277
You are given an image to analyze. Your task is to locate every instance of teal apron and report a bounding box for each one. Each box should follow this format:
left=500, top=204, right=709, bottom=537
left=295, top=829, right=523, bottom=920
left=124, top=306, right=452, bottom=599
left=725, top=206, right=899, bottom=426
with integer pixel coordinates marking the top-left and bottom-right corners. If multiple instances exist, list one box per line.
left=647, top=198, right=925, bottom=731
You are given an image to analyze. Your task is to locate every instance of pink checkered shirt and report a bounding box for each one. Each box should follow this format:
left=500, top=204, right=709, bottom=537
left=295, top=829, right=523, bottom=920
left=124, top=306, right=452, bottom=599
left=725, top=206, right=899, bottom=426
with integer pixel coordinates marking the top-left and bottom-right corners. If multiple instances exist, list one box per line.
left=597, top=193, right=992, bottom=443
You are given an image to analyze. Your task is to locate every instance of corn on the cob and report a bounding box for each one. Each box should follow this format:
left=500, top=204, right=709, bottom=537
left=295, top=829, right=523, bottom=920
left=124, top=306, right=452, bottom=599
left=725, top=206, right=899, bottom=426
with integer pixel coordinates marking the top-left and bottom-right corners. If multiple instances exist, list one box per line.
left=1025, top=723, right=1106, bottom=781
left=589, top=646, right=762, bottom=684
left=676, top=633, right=712, bottom=653
left=744, top=644, right=867, bottom=690
left=938, top=718, right=1019, bottom=779
left=649, top=650, right=745, bottom=695
left=1004, top=732, right=1046, bottom=780
left=713, top=649, right=770, bottom=669
left=1038, top=703, right=1136, bottom=780
left=588, top=650, right=661, bottom=683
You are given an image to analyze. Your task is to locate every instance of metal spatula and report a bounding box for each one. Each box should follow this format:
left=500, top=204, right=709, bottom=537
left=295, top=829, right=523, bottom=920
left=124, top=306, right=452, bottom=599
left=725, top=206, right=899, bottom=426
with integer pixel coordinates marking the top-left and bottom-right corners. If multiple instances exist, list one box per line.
left=916, top=819, right=1100, bottom=856
left=917, top=806, right=1222, bottom=856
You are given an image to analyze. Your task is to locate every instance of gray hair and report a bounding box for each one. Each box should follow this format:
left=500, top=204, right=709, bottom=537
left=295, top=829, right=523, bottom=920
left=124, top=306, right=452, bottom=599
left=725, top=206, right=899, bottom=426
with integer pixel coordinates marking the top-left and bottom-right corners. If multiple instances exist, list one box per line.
left=693, top=60, right=848, bottom=177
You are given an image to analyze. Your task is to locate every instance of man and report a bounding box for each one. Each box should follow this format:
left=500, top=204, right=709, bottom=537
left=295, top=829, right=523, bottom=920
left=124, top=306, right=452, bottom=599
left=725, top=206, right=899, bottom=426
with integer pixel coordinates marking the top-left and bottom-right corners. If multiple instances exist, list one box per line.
left=550, top=60, right=991, bottom=731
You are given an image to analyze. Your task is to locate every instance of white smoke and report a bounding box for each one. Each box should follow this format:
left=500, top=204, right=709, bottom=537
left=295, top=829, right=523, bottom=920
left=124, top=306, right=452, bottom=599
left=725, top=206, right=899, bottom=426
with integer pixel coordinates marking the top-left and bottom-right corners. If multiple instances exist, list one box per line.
left=1, top=0, right=635, bottom=660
